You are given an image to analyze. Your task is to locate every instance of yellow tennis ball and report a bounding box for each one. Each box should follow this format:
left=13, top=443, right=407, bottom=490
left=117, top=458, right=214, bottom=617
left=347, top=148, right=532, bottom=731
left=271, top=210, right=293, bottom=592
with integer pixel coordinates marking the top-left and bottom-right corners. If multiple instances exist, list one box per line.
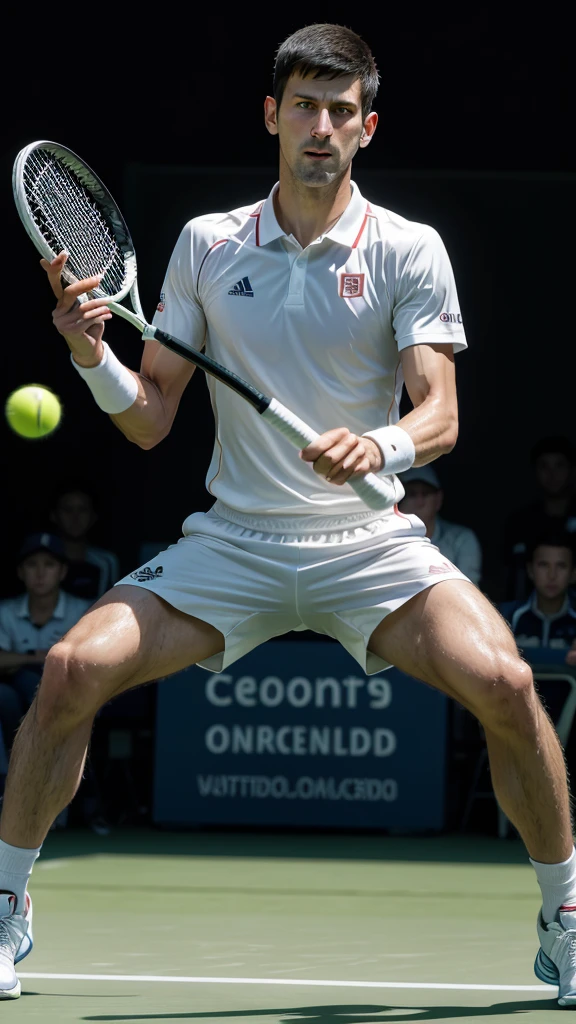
left=5, top=385, right=62, bottom=439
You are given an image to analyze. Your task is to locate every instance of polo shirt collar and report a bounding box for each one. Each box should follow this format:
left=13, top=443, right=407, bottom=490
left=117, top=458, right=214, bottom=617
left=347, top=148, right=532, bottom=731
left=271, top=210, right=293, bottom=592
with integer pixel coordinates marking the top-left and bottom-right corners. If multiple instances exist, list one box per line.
left=15, top=591, right=66, bottom=620
left=530, top=591, right=571, bottom=621
left=257, top=180, right=368, bottom=248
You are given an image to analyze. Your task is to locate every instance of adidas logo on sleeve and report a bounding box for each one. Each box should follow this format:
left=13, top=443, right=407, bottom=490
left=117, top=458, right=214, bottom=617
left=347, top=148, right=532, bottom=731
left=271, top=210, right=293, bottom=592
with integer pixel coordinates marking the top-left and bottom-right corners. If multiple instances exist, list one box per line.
left=228, top=276, right=254, bottom=297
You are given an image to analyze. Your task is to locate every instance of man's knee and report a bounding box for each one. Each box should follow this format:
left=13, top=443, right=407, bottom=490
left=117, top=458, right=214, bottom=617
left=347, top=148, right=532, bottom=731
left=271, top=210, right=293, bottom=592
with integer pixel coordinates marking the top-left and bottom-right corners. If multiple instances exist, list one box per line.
left=472, top=657, right=540, bottom=735
left=34, top=641, right=130, bottom=729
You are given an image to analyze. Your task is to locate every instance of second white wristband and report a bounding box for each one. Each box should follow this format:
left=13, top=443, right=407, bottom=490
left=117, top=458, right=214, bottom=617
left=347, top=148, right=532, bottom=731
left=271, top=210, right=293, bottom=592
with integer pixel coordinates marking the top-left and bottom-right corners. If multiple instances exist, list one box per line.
left=71, top=342, right=139, bottom=414
left=362, top=424, right=416, bottom=475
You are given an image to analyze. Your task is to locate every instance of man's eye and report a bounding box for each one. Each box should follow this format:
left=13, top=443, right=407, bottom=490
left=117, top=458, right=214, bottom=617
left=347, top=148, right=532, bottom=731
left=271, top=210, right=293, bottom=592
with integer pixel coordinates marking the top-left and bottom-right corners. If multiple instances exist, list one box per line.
left=335, top=107, right=352, bottom=115
left=297, top=101, right=313, bottom=109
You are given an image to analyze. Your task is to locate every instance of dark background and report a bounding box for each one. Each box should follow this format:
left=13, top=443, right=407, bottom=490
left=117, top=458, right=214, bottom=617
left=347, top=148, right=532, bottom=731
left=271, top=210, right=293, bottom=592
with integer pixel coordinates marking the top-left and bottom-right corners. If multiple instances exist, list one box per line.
left=1, top=9, right=573, bottom=597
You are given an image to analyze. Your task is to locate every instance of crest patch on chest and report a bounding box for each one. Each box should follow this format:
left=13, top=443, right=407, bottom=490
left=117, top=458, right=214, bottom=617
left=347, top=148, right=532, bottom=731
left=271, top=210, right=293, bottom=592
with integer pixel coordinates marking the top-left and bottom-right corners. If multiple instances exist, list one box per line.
left=339, top=273, right=365, bottom=298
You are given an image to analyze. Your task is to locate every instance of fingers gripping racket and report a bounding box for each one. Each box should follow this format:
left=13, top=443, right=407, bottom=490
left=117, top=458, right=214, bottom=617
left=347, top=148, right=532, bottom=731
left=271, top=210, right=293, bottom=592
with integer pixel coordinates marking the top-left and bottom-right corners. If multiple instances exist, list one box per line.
left=13, top=141, right=391, bottom=510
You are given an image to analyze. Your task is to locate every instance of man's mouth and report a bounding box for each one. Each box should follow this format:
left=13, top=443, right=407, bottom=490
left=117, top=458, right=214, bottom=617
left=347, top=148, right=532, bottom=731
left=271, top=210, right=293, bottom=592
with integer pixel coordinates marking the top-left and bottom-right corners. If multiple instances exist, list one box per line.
left=303, top=150, right=332, bottom=160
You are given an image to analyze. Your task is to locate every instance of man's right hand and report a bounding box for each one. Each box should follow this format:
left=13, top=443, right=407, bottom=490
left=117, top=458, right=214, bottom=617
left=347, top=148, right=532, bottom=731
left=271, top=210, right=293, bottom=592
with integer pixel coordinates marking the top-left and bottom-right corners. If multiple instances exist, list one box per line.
left=41, top=251, right=114, bottom=368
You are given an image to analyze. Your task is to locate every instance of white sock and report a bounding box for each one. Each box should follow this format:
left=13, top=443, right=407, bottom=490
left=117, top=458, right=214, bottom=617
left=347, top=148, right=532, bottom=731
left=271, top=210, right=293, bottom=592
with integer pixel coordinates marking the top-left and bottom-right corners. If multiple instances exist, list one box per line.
left=530, top=847, right=576, bottom=923
left=0, top=838, right=41, bottom=914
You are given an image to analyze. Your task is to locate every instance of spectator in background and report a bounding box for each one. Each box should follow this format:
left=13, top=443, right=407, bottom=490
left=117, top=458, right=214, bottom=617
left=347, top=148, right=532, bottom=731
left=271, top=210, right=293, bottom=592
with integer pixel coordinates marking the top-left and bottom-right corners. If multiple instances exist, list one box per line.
left=0, top=533, right=91, bottom=727
left=500, top=532, right=576, bottom=662
left=50, top=485, right=120, bottom=600
left=504, top=436, right=576, bottom=600
left=398, top=465, right=482, bottom=584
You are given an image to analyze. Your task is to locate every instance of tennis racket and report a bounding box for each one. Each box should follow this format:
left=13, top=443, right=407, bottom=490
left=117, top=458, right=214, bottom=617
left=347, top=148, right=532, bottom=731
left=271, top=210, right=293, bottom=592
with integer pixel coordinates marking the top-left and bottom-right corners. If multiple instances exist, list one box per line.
left=13, top=140, right=392, bottom=510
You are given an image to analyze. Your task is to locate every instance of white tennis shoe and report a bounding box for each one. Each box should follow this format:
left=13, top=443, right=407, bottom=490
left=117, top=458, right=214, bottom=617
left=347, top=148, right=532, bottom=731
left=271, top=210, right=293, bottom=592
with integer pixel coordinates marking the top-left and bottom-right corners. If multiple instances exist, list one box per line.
left=535, top=904, right=576, bottom=1007
left=0, top=892, right=33, bottom=1000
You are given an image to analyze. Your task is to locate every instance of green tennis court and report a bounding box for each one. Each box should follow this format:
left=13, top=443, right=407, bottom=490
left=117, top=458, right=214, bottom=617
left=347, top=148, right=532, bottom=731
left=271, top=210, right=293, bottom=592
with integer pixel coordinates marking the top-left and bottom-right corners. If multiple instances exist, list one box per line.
left=13, top=831, right=558, bottom=1021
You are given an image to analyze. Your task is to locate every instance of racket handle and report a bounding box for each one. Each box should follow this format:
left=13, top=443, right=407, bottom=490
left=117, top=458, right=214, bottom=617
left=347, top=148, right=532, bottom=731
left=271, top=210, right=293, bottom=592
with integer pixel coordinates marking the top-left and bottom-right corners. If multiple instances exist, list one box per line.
left=262, top=398, right=392, bottom=511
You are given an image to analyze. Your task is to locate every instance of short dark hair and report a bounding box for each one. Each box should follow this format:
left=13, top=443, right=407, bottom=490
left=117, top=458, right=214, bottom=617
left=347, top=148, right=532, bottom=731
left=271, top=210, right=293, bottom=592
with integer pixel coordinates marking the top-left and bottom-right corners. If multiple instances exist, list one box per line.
left=530, top=435, right=576, bottom=466
left=274, top=24, right=379, bottom=120
left=527, top=530, right=576, bottom=564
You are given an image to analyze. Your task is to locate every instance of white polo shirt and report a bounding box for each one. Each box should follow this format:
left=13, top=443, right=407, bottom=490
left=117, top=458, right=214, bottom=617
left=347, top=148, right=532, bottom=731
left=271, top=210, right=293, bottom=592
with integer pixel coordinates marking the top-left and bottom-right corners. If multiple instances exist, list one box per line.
left=0, top=591, right=91, bottom=653
left=153, top=181, right=467, bottom=517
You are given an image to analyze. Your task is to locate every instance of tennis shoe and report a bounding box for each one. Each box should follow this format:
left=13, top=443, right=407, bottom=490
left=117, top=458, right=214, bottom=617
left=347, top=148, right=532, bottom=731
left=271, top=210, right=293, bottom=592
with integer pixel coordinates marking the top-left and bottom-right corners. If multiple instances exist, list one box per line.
left=535, top=904, right=576, bottom=1006
left=0, top=892, right=33, bottom=1000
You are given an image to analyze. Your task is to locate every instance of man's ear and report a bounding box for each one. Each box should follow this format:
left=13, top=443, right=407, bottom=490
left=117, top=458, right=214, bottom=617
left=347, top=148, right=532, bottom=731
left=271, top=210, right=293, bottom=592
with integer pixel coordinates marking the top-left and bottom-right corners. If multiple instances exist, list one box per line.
left=359, top=111, right=378, bottom=149
left=58, top=563, right=68, bottom=583
left=264, top=96, right=279, bottom=136
left=526, top=562, right=534, bottom=582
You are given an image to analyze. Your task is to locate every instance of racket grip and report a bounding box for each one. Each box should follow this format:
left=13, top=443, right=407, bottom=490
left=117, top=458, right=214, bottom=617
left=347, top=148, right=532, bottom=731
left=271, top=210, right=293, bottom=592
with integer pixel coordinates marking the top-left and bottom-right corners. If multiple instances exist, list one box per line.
left=262, top=398, right=391, bottom=511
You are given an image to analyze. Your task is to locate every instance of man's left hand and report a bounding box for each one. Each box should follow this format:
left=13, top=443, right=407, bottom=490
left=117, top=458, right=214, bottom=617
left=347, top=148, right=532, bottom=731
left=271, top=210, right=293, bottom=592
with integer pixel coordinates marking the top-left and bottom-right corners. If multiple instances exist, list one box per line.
left=300, top=428, right=383, bottom=485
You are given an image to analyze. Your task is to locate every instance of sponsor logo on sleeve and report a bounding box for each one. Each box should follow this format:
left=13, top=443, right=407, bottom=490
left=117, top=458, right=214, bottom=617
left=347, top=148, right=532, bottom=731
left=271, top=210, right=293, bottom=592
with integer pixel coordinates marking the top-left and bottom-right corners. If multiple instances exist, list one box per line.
left=439, top=312, right=463, bottom=324
left=157, top=292, right=166, bottom=313
left=339, top=273, right=365, bottom=298
left=130, top=566, right=164, bottom=582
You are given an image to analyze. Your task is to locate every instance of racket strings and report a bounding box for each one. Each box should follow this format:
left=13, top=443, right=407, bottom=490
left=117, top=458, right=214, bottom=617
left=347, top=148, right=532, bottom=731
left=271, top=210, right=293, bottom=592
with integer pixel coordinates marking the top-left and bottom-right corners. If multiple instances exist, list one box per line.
left=23, top=149, right=126, bottom=296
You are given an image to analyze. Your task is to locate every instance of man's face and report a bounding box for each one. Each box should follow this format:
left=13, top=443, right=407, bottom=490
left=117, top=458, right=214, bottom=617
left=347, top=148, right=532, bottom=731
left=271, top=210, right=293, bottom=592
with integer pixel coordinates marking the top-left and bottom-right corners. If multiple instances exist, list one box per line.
left=528, top=545, right=575, bottom=601
left=535, top=453, right=574, bottom=497
left=52, top=491, right=96, bottom=540
left=399, top=481, right=443, bottom=527
left=266, top=72, right=376, bottom=187
left=18, top=553, right=66, bottom=597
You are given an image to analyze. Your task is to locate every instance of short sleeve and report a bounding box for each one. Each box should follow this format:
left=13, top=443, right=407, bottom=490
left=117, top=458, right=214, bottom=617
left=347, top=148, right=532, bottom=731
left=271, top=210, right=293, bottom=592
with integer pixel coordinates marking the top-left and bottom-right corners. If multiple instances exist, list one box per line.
left=392, top=225, right=467, bottom=353
left=151, top=221, right=207, bottom=351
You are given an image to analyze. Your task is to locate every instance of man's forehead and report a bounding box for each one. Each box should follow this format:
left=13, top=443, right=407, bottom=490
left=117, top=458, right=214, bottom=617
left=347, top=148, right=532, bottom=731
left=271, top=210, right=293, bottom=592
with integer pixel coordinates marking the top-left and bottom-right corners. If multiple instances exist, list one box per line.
left=285, top=70, right=362, bottom=102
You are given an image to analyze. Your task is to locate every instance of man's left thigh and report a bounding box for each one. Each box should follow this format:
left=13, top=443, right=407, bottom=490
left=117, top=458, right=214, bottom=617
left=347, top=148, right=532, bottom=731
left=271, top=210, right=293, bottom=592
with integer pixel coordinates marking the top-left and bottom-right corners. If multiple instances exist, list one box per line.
left=369, top=579, right=525, bottom=708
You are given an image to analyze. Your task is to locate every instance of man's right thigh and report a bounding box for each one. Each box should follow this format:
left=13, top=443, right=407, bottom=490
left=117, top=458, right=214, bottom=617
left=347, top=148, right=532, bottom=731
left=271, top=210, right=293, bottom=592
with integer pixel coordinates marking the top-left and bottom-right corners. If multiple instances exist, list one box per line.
left=45, top=585, right=224, bottom=709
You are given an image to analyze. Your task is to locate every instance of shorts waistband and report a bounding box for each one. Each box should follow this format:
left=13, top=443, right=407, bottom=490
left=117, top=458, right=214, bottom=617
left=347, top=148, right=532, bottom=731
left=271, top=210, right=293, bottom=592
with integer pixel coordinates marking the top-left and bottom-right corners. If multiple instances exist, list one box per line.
left=211, top=500, right=390, bottom=533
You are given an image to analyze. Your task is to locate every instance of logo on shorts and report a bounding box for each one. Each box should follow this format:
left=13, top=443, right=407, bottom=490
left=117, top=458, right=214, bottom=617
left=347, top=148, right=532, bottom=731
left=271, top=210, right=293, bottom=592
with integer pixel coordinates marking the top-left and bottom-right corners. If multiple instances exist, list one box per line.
left=130, top=566, right=164, bottom=582
left=157, top=292, right=166, bottom=312
left=439, top=312, right=462, bottom=323
left=339, top=273, right=365, bottom=298
left=428, top=560, right=458, bottom=574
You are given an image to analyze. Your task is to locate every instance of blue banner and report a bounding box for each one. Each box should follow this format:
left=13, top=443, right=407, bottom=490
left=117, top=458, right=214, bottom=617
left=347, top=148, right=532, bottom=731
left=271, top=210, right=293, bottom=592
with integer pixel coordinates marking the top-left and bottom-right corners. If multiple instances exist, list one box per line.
left=154, top=641, right=447, bottom=829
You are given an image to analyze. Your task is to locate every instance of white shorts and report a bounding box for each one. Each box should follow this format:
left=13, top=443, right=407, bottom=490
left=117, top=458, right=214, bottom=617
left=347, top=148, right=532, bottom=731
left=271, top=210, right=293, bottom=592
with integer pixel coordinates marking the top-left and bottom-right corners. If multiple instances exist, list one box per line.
left=116, top=500, right=469, bottom=675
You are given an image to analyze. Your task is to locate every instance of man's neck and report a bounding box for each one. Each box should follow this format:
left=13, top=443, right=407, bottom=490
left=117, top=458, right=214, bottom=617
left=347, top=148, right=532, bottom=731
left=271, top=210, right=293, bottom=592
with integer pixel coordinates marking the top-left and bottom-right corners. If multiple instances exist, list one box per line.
left=28, top=590, right=60, bottom=625
left=543, top=494, right=573, bottom=518
left=535, top=592, right=567, bottom=617
left=274, top=155, right=353, bottom=249
left=64, top=538, right=88, bottom=561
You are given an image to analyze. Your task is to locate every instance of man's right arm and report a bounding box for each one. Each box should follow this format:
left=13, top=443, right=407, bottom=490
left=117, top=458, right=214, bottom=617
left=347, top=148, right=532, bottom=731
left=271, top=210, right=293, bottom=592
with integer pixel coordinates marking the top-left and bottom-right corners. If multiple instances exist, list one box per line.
left=41, top=252, right=197, bottom=450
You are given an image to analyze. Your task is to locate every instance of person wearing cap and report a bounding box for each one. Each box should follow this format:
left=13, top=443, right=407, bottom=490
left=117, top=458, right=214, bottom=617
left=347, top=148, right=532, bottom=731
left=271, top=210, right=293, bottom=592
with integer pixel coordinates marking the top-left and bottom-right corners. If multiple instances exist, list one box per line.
left=0, top=534, right=91, bottom=711
left=398, top=465, right=482, bottom=585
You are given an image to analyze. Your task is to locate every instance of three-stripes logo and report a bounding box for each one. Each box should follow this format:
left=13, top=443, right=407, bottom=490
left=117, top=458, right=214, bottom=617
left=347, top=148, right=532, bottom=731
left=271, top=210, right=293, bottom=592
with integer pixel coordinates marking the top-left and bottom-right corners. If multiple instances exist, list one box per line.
left=228, top=276, right=254, bottom=297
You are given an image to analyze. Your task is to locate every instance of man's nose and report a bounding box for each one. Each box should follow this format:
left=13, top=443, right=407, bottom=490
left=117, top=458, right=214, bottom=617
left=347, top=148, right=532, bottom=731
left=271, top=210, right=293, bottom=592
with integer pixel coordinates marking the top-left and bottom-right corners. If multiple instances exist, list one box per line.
left=311, top=108, right=333, bottom=138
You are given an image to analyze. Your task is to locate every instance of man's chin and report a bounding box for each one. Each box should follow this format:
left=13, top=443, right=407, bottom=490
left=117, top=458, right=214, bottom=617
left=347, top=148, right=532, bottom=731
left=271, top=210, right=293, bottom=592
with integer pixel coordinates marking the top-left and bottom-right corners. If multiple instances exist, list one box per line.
left=293, top=162, right=342, bottom=187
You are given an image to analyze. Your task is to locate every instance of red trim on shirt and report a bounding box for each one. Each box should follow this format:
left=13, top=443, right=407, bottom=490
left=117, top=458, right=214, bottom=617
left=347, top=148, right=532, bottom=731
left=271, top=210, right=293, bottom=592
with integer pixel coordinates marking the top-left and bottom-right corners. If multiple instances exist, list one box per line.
left=394, top=503, right=412, bottom=522
left=351, top=203, right=373, bottom=249
left=250, top=203, right=264, bottom=246
left=195, top=238, right=229, bottom=292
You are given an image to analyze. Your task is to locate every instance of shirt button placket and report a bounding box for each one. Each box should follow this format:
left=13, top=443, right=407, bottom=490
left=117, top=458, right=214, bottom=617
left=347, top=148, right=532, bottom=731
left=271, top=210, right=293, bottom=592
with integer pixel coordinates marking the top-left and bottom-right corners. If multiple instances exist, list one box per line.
left=285, top=251, right=307, bottom=307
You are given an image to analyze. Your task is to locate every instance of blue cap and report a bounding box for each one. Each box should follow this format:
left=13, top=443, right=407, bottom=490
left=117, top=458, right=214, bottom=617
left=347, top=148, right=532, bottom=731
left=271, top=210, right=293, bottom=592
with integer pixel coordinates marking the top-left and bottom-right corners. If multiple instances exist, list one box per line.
left=18, top=532, right=67, bottom=563
left=399, top=465, right=441, bottom=490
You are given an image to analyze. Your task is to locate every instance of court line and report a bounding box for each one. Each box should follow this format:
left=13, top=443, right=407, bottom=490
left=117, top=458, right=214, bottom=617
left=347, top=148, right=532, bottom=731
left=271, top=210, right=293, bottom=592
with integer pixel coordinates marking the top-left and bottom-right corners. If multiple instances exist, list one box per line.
left=18, top=973, right=556, bottom=992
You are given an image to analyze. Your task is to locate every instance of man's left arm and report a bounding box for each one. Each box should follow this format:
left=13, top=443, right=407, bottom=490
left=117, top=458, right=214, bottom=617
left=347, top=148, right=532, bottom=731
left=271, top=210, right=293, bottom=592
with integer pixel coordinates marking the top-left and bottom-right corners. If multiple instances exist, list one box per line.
left=392, top=342, right=458, bottom=466
left=300, top=342, right=458, bottom=484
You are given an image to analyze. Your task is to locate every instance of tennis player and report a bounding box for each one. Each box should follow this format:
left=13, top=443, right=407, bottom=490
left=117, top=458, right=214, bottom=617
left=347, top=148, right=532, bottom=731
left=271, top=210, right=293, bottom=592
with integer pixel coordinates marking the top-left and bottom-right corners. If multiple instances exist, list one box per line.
left=1, top=23, right=575, bottom=1006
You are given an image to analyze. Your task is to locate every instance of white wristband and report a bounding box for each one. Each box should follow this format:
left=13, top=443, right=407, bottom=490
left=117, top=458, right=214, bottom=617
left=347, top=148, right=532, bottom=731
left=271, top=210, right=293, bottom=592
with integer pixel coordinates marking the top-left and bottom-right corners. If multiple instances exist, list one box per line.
left=362, top=424, right=415, bottom=475
left=71, top=342, right=139, bottom=414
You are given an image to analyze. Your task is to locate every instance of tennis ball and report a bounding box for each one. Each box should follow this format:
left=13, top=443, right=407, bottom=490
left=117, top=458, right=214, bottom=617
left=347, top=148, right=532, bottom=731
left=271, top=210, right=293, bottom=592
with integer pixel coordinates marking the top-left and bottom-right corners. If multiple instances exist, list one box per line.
left=5, top=385, right=62, bottom=439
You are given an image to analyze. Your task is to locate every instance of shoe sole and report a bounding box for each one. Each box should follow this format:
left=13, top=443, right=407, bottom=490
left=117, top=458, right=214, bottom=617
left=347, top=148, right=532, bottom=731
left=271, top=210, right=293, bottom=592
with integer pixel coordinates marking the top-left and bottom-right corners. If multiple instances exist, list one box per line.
left=0, top=980, right=21, bottom=999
